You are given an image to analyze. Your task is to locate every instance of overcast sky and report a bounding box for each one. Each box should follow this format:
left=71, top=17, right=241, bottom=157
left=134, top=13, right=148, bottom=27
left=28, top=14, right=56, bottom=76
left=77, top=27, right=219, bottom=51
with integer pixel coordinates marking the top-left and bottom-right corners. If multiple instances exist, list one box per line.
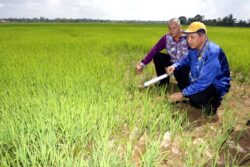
left=0, top=0, right=249, bottom=21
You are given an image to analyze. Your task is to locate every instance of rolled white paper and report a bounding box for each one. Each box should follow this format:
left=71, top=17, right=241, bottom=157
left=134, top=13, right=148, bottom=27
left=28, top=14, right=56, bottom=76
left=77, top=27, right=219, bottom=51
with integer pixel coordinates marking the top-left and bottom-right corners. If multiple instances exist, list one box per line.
left=143, top=74, right=168, bottom=87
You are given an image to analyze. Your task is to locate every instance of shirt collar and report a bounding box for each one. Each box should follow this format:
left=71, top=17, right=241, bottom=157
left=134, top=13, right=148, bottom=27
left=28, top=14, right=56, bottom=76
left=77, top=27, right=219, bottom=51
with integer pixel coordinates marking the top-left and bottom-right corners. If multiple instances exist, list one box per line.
left=198, top=38, right=210, bottom=58
left=168, top=34, right=186, bottom=43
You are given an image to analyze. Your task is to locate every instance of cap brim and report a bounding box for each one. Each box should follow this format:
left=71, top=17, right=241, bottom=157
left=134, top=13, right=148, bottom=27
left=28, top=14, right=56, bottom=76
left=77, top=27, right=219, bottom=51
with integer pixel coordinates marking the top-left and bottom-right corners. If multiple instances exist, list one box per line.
left=181, top=30, right=197, bottom=34
left=182, top=29, right=207, bottom=34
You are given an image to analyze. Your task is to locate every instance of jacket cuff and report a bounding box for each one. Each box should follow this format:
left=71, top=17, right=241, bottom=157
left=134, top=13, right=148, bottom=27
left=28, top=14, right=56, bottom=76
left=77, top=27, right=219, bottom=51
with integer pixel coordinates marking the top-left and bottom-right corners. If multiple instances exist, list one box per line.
left=140, top=62, right=146, bottom=68
left=172, top=63, right=178, bottom=68
left=181, top=89, right=188, bottom=97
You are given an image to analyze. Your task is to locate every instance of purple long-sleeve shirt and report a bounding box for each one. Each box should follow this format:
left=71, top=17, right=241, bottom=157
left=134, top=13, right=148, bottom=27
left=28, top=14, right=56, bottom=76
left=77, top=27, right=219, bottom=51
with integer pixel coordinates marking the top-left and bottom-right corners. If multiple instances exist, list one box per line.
left=141, top=34, right=188, bottom=65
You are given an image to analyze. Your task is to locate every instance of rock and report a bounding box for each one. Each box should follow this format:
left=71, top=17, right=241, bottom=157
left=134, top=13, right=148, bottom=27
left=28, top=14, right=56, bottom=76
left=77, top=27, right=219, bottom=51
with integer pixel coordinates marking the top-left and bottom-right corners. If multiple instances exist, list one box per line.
left=160, top=131, right=171, bottom=149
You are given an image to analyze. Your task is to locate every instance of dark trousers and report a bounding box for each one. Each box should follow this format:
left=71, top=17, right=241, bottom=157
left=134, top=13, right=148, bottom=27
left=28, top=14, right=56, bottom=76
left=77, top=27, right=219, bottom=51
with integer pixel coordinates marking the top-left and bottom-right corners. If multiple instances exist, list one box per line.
left=153, top=52, right=220, bottom=115
left=188, top=85, right=221, bottom=115
left=153, top=52, right=190, bottom=90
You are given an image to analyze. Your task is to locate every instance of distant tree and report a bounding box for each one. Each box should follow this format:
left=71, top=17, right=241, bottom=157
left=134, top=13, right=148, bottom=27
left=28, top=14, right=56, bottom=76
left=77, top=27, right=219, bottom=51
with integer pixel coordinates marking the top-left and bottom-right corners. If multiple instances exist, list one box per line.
left=237, top=20, right=246, bottom=26
left=194, top=14, right=204, bottom=22
left=215, top=18, right=222, bottom=26
left=188, top=17, right=195, bottom=23
left=204, top=19, right=217, bottom=26
left=222, top=14, right=236, bottom=26
left=179, top=16, right=187, bottom=25
left=247, top=19, right=250, bottom=26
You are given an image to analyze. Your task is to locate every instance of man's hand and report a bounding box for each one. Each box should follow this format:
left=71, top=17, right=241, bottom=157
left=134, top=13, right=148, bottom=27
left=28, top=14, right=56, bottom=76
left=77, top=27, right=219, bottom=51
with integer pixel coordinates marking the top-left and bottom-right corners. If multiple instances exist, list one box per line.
left=169, top=92, right=184, bottom=103
left=136, top=64, right=144, bottom=74
left=166, top=65, right=175, bottom=75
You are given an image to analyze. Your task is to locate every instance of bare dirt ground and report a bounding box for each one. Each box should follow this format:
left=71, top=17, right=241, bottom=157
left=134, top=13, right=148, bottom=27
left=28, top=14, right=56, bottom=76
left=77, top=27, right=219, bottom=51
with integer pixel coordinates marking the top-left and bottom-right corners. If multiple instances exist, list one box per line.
left=130, top=78, right=250, bottom=166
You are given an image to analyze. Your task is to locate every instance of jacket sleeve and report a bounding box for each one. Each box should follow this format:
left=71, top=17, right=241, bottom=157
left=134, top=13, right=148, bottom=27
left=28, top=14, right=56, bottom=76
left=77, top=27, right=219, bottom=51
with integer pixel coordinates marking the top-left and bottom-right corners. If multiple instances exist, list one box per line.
left=182, top=52, right=220, bottom=96
left=173, top=51, right=191, bottom=69
left=141, top=35, right=166, bottom=65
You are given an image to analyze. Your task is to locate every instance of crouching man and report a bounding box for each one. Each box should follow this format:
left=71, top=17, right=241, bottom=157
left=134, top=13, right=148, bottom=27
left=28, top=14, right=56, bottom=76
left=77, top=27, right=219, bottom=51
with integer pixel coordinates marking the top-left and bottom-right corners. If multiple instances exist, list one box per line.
left=166, top=22, right=230, bottom=115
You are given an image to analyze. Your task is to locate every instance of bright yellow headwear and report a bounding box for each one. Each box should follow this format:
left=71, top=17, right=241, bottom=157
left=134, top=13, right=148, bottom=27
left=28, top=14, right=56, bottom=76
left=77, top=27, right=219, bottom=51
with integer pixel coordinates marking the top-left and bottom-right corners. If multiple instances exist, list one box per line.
left=183, top=22, right=207, bottom=34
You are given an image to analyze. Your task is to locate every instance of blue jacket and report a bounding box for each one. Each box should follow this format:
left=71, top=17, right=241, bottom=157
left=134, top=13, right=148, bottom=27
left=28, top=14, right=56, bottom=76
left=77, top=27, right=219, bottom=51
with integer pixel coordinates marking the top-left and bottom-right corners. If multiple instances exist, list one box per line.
left=173, top=40, right=230, bottom=100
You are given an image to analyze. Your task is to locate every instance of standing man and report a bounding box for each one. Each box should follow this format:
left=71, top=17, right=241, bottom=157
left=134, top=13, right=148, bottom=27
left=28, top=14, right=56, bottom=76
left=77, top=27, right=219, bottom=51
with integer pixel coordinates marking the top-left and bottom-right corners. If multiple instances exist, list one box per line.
left=166, top=22, right=231, bottom=115
left=136, top=18, right=189, bottom=89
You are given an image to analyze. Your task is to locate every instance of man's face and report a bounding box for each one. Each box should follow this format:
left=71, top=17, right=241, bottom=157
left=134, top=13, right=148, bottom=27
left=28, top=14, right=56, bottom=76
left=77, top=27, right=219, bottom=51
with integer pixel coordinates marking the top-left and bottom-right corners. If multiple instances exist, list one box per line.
left=186, top=33, right=204, bottom=49
left=168, top=23, right=181, bottom=37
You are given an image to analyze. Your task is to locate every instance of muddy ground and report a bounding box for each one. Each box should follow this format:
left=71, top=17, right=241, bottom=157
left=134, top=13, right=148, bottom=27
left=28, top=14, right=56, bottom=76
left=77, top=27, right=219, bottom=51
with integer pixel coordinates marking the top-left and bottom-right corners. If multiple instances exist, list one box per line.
left=130, top=78, right=250, bottom=166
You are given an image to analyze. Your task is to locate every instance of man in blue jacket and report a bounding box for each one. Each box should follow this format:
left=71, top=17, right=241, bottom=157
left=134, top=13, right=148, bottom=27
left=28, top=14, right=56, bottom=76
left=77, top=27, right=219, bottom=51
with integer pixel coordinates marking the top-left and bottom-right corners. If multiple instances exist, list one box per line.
left=166, top=22, right=230, bottom=115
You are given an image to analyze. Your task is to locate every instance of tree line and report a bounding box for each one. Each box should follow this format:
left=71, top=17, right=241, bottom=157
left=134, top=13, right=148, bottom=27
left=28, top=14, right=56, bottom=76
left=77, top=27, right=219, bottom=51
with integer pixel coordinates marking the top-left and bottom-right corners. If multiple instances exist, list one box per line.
left=1, top=14, right=250, bottom=27
left=179, top=14, right=250, bottom=27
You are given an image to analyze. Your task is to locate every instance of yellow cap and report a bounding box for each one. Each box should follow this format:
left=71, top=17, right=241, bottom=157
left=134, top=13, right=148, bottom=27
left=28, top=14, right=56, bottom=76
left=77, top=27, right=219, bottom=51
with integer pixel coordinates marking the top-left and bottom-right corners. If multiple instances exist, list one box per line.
left=183, top=22, right=207, bottom=34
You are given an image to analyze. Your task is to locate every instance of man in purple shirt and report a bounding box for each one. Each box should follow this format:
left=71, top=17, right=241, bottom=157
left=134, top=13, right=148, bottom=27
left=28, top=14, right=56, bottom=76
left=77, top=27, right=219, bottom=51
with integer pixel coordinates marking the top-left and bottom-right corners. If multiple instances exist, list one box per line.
left=136, top=18, right=189, bottom=89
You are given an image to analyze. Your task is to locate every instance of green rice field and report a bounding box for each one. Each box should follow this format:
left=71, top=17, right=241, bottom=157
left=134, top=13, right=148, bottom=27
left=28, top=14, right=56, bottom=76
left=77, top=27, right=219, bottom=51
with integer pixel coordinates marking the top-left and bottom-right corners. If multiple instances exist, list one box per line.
left=0, top=23, right=250, bottom=166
